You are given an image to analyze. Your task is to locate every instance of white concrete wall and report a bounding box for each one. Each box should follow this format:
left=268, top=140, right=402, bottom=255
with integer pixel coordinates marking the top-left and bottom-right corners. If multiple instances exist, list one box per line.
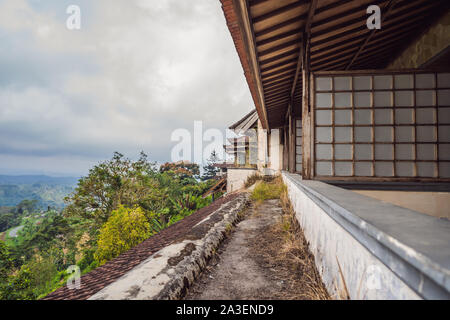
left=227, top=168, right=258, bottom=193
left=257, top=119, right=267, bottom=172
left=256, top=119, right=283, bottom=175
left=282, top=172, right=422, bottom=300
left=269, top=129, right=283, bottom=172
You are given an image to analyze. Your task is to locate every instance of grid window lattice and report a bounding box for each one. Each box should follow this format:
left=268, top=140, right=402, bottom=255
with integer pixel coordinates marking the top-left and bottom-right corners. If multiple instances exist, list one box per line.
left=314, top=72, right=450, bottom=178
left=295, top=119, right=302, bottom=173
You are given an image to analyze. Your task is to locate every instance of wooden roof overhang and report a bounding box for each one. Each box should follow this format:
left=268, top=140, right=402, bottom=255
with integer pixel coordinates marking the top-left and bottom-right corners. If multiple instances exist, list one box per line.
left=220, top=0, right=449, bottom=129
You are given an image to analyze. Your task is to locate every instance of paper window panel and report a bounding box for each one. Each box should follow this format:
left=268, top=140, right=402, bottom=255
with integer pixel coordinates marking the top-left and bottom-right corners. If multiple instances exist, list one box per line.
left=316, top=93, right=332, bottom=108
left=316, top=127, right=332, bottom=143
left=316, top=77, right=332, bottom=91
left=395, top=108, right=414, bottom=124
left=438, top=126, right=450, bottom=142
left=355, top=109, right=372, bottom=125
left=417, top=162, right=436, bottom=177
left=439, top=163, right=450, bottom=178
left=354, top=76, right=372, bottom=90
left=335, top=162, right=352, bottom=176
left=375, top=127, right=393, bottom=142
left=437, top=73, right=450, bottom=88
left=375, top=162, right=394, bottom=177
left=354, top=92, right=371, bottom=107
left=395, top=144, right=414, bottom=160
left=416, top=90, right=435, bottom=107
left=335, top=109, right=352, bottom=125
left=438, top=107, right=450, bottom=124
left=316, top=144, right=332, bottom=160
left=334, top=127, right=352, bottom=143
left=416, top=126, right=436, bottom=142
left=415, top=74, right=435, bottom=89
left=396, top=162, right=415, bottom=177
left=374, top=75, right=393, bottom=90
left=438, top=90, right=450, bottom=106
left=355, top=144, right=373, bottom=160
left=375, top=144, right=394, bottom=160
left=416, top=144, right=436, bottom=161
left=395, top=126, right=414, bottom=143
left=335, top=93, right=352, bottom=108
left=374, top=91, right=393, bottom=107
left=416, top=108, right=436, bottom=124
left=374, top=109, right=393, bottom=125
left=316, top=110, right=332, bottom=125
left=394, top=74, right=413, bottom=89
left=355, top=162, right=373, bottom=176
left=354, top=127, right=373, bottom=143
left=316, top=162, right=332, bottom=176
left=395, top=91, right=414, bottom=107
left=439, top=144, right=450, bottom=160
left=334, top=144, right=352, bottom=160
left=334, top=77, right=352, bottom=91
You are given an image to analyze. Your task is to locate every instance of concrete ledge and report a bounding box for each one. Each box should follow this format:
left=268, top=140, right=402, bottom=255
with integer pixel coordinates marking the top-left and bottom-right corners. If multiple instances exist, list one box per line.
left=282, top=172, right=450, bottom=300
left=227, top=168, right=257, bottom=193
left=88, top=194, right=249, bottom=300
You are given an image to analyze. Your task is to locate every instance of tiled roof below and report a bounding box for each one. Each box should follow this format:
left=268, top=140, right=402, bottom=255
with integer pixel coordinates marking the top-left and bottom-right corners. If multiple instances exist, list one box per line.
left=42, top=193, right=240, bottom=300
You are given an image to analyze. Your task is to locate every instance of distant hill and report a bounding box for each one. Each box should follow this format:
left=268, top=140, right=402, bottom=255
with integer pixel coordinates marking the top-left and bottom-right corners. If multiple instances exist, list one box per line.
left=0, top=175, right=79, bottom=209
left=0, top=175, right=79, bottom=185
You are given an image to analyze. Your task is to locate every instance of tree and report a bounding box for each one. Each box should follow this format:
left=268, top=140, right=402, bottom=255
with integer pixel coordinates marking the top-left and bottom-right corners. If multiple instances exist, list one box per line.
left=201, top=150, right=220, bottom=181
left=16, top=200, right=38, bottom=215
left=160, top=161, right=200, bottom=180
left=94, top=206, right=151, bottom=265
left=64, top=152, right=161, bottom=230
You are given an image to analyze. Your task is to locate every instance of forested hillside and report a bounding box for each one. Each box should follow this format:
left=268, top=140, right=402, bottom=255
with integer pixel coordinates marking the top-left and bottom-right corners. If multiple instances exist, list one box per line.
left=0, top=152, right=220, bottom=300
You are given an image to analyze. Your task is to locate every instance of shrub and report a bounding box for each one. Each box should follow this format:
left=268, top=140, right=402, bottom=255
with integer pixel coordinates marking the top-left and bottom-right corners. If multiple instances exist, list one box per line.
left=95, top=206, right=151, bottom=265
left=251, top=178, right=285, bottom=202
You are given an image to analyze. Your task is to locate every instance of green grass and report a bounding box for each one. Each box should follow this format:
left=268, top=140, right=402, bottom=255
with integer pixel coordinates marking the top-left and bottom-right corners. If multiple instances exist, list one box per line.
left=250, top=178, right=285, bottom=202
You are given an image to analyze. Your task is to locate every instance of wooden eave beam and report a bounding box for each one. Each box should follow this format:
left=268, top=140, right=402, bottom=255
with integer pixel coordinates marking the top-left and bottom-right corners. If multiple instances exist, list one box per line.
left=289, top=0, right=317, bottom=109
left=252, top=1, right=306, bottom=24
left=235, top=0, right=270, bottom=129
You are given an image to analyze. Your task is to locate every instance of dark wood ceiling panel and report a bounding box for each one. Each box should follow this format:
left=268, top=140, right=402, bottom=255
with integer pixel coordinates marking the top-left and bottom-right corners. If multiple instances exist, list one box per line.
left=257, top=33, right=302, bottom=52
left=249, top=0, right=300, bottom=18
left=231, top=0, right=449, bottom=128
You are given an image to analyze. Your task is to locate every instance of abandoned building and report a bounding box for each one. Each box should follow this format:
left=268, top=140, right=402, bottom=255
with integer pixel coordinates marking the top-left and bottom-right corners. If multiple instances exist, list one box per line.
left=219, top=0, right=450, bottom=299
left=43, top=0, right=449, bottom=300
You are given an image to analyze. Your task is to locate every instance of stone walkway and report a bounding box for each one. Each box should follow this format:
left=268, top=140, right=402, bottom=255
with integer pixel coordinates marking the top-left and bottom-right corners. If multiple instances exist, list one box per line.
left=184, top=199, right=284, bottom=299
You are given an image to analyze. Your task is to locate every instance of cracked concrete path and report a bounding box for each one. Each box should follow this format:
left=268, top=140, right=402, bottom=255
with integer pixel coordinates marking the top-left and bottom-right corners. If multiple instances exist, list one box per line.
left=184, top=199, right=285, bottom=300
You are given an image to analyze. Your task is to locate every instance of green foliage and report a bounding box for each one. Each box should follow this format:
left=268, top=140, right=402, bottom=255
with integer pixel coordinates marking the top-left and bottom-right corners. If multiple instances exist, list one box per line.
left=0, top=181, right=76, bottom=209
left=2, top=265, right=34, bottom=300
left=0, top=152, right=217, bottom=300
left=95, top=206, right=151, bottom=265
left=0, top=241, right=12, bottom=286
left=64, top=152, right=161, bottom=230
left=160, top=161, right=200, bottom=180
left=251, top=179, right=285, bottom=202
left=2, top=255, right=61, bottom=300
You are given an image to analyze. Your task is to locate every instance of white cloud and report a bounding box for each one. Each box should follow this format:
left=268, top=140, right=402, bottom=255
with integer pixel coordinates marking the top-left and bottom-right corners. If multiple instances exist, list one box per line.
left=0, top=0, right=253, bottom=176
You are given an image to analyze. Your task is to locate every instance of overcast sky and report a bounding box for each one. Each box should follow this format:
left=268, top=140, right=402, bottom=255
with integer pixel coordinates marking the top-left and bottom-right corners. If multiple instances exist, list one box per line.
left=0, top=0, right=253, bottom=177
